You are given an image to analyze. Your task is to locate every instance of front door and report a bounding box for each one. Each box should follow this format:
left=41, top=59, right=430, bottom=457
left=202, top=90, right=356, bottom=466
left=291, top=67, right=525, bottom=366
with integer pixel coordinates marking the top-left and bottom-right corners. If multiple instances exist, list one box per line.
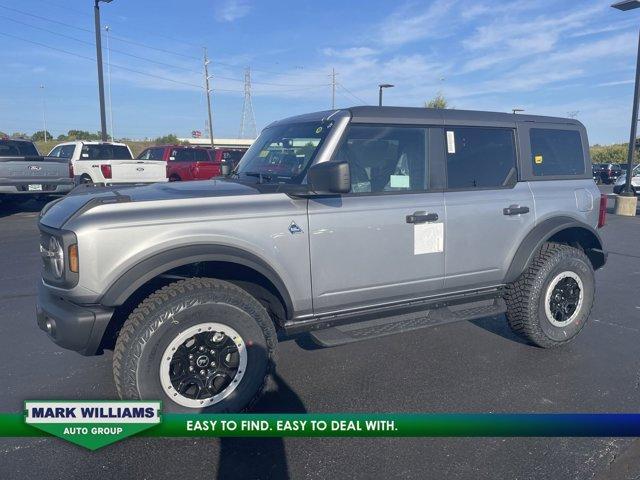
left=308, top=124, right=445, bottom=315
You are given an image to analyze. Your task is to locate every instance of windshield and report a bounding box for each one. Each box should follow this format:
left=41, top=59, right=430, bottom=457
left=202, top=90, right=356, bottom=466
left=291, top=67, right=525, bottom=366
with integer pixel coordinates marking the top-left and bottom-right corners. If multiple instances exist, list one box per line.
left=235, top=121, right=333, bottom=183
left=0, top=140, right=39, bottom=157
left=80, top=144, right=132, bottom=160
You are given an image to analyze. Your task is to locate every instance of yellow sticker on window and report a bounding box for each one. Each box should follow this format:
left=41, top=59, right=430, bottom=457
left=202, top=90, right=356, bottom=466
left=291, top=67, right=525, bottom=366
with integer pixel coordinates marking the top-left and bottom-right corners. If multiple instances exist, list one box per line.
left=259, top=150, right=269, bottom=157
left=534, top=155, right=543, bottom=164
left=315, top=126, right=323, bottom=134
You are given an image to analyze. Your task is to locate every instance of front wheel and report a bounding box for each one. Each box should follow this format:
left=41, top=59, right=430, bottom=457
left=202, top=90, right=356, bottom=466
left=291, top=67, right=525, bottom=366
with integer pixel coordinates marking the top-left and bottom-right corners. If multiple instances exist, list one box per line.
left=113, top=278, right=277, bottom=412
left=505, top=242, right=595, bottom=348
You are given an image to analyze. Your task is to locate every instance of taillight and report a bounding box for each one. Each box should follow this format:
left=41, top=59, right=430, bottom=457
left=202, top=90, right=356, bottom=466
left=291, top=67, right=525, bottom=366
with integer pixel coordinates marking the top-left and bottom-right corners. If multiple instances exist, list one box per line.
left=68, top=162, right=74, bottom=179
left=598, top=194, right=607, bottom=228
left=100, top=164, right=112, bottom=179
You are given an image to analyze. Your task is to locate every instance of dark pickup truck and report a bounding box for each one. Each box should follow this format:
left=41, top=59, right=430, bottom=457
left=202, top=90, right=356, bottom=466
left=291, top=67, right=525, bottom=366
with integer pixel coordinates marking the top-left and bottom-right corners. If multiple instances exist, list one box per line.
left=0, top=138, right=74, bottom=203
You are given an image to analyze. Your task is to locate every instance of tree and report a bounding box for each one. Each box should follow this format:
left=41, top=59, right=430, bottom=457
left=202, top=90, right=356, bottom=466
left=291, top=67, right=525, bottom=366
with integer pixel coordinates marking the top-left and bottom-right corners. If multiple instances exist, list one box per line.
left=31, top=130, right=53, bottom=142
left=425, top=92, right=450, bottom=109
left=153, top=134, right=180, bottom=145
left=65, top=129, right=101, bottom=141
left=11, top=132, right=28, bottom=139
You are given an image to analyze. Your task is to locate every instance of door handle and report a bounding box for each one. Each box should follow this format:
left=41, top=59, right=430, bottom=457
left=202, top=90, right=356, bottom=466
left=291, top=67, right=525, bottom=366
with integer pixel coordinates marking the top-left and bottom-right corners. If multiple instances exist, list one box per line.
left=503, top=205, right=530, bottom=216
left=406, top=211, right=439, bottom=224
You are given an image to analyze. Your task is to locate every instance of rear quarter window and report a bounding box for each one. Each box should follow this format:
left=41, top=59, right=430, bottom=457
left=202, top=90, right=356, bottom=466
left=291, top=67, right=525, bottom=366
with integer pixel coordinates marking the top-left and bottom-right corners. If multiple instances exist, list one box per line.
left=530, top=129, right=585, bottom=176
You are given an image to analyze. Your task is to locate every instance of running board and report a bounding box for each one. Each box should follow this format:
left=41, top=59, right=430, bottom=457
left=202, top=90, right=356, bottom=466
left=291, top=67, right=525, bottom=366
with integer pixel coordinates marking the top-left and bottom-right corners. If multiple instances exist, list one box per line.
left=309, top=298, right=506, bottom=347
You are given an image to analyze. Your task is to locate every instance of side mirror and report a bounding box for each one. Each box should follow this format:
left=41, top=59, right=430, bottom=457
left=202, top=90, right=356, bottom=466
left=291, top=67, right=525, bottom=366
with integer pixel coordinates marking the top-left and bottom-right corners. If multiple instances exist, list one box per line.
left=308, top=161, right=351, bottom=194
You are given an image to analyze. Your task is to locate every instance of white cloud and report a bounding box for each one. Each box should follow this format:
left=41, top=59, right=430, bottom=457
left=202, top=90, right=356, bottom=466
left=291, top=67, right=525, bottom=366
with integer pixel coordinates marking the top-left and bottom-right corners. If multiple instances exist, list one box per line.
left=215, top=0, right=251, bottom=22
left=321, top=47, right=378, bottom=59
left=377, top=0, right=455, bottom=46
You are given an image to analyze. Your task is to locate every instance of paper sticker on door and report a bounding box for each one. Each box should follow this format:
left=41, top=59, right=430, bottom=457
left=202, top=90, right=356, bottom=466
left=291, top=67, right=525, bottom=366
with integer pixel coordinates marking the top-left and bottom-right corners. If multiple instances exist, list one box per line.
left=414, top=222, right=444, bottom=255
left=446, top=131, right=456, bottom=154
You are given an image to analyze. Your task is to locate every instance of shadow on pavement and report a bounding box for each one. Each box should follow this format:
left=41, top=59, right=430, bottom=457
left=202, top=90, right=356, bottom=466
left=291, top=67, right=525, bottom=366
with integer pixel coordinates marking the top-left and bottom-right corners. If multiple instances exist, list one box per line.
left=469, top=314, right=531, bottom=346
left=0, top=198, right=48, bottom=219
left=216, top=372, right=306, bottom=480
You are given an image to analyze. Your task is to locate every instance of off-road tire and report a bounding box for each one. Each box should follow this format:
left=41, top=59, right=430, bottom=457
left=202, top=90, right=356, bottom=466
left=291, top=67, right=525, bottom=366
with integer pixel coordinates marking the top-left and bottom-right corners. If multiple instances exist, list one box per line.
left=505, top=242, right=595, bottom=348
left=113, top=278, right=277, bottom=412
left=80, top=174, right=93, bottom=185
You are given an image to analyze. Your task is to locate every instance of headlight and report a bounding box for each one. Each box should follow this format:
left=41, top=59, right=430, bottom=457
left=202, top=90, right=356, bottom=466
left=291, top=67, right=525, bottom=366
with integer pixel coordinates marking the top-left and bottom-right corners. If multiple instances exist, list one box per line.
left=39, top=225, right=79, bottom=288
left=40, top=236, right=64, bottom=279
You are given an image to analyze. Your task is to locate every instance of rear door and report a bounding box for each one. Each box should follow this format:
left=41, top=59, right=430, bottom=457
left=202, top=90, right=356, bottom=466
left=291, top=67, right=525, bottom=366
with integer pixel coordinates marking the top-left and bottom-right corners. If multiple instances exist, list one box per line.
left=171, top=149, right=196, bottom=180
left=442, top=126, right=535, bottom=290
left=191, top=149, right=220, bottom=179
left=308, top=124, right=446, bottom=314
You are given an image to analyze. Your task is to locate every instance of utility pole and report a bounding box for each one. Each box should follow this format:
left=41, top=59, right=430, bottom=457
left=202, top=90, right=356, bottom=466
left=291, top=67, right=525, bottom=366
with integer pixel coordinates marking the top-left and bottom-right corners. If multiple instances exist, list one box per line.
left=93, top=0, right=110, bottom=142
left=203, top=47, right=214, bottom=148
left=39, top=84, right=47, bottom=142
left=105, top=25, right=114, bottom=142
left=239, top=67, right=256, bottom=138
left=330, top=68, right=337, bottom=109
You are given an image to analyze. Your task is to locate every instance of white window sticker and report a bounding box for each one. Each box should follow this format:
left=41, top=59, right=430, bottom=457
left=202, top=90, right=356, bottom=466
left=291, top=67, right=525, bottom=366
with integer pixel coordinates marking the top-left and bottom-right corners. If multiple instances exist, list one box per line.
left=389, top=175, right=410, bottom=188
left=446, top=131, right=456, bottom=154
left=414, top=222, right=444, bottom=255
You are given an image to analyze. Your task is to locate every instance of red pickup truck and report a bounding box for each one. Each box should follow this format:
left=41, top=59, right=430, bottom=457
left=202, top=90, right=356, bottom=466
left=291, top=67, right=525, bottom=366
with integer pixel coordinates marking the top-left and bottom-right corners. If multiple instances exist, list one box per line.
left=136, top=145, right=246, bottom=181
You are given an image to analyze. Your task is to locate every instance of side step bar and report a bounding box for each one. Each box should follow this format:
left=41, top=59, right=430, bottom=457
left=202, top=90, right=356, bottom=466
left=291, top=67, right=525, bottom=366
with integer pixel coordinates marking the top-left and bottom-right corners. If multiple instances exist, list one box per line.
left=309, top=298, right=506, bottom=347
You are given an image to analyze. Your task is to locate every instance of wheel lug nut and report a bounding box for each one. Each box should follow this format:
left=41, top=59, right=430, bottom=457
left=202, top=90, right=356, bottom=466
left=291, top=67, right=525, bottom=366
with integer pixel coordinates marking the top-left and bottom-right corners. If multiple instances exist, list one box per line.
left=200, top=369, right=206, bottom=376
left=199, top=346, right=205, bottom=351
left=189, top=354, right=194, bottom=359
left=189, top=366, right=194, bottom=372
left=210, top=349, right=215, bottom=354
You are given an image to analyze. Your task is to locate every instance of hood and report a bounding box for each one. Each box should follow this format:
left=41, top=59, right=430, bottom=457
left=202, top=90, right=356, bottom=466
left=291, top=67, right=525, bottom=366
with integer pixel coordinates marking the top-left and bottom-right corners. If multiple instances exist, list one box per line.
left=40, top=179, right=259, bottom=229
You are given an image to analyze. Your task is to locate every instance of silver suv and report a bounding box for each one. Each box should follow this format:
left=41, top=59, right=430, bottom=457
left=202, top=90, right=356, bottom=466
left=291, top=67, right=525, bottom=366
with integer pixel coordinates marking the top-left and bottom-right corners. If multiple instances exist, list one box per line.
left=36, top=107, right=607, bottom=412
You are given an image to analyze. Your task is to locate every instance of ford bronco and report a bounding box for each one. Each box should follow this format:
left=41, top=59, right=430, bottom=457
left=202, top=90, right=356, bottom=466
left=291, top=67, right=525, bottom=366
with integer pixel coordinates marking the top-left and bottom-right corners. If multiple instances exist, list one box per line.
left=36, top=107, right=606, bottom=412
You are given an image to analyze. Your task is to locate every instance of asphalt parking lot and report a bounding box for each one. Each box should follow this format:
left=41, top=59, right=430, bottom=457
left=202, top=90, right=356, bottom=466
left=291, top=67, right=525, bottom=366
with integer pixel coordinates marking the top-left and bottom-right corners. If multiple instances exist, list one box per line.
left=1, top=186, right=639, bottom=479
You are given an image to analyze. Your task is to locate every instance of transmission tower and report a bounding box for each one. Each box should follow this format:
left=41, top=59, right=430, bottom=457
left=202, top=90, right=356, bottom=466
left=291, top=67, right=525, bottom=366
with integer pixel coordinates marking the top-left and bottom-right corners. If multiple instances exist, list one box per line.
left=239, top=67, right=257, bottom=139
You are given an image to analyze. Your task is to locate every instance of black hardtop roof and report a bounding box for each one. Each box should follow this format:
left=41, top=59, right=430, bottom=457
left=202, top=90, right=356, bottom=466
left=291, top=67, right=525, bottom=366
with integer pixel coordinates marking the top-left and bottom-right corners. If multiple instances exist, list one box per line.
left=270, top=106, right=584, bottom=129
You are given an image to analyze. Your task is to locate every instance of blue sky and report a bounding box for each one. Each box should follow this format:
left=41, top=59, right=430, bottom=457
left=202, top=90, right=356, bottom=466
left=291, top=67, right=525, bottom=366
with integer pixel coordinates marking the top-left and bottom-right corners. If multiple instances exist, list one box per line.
left=0, top=0, right=638, bottom=144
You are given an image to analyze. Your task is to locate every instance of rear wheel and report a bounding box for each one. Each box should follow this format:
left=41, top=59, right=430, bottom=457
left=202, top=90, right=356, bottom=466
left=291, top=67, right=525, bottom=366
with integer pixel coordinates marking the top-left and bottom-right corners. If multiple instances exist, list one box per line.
left=80, top=174, right=93, bottom=185
left=505, top=242, right=595, bottom=348
left=113, top=278, right=277, bottom=412
left=169, top=175, right=181, bottom=182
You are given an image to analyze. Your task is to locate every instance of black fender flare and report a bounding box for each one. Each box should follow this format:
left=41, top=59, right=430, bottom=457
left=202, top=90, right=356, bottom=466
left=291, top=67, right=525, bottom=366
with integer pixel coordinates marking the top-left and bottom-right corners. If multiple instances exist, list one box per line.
left=99, top=244, right=294, bottom=319
left=504, top=216, right=606, bottom=284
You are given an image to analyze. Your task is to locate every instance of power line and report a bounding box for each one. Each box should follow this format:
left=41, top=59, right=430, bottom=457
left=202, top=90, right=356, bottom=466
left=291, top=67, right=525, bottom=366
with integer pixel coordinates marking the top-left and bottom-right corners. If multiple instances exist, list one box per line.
left=0, top=3, right=201, bottom=61
left=0, top=15, right=203, bottom=74
left=338, top=83, right=369, bottom=105
left=0, top=31, right=205, bottom=90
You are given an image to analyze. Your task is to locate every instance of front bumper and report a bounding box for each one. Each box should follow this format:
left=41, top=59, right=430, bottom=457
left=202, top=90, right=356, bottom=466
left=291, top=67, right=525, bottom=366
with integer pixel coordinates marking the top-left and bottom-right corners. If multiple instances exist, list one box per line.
left=36, top=282, right=114, bottom=356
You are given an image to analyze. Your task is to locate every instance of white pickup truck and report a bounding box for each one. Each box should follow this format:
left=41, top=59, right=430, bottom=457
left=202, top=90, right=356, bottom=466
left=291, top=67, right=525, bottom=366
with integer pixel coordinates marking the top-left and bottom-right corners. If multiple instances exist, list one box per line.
left=47, top=141, right=167, bottom=185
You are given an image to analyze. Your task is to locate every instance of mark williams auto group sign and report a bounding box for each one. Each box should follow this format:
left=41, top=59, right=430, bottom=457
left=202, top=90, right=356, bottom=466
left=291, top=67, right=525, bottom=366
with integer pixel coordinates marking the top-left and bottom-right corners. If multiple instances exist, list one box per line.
left=25, top=401, right=161, bottom=450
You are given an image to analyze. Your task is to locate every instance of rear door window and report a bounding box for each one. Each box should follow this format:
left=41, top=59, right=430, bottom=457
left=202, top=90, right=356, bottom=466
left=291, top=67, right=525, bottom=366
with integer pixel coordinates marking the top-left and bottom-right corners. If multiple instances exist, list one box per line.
left=80, top=144, right=132, bottom=160
left=445, top=127, right=517, bottom=189
left=174, top=149, right=195, bottom=162
left=193, top=149, right=209, bottom=162
left=530, top=129, right=584, bottom=176
left=0, top=140, right=38, bottom=156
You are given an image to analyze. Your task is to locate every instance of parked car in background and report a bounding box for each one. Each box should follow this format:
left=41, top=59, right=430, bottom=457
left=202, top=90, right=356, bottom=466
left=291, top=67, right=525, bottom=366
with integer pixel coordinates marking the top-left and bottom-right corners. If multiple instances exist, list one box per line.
left=48, top=141, right=167, bottom=185
left=593, top=163, right=623, bottom=185
left=614, top=164, right=640, bottom=195
left=137, top=145, right=247, bottom=181
left=0, top=137, right=73, bottom=203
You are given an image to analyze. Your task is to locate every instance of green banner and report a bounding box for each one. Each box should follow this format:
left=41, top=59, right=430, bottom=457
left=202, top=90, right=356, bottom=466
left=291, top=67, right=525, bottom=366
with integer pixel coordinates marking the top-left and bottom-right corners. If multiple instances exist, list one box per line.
left=2, top=411, right=640, bottom=448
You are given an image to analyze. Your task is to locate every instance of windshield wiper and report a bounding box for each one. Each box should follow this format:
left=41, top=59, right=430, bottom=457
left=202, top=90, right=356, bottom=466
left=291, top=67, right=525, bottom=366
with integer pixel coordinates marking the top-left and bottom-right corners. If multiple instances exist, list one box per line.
left=243, top=172, right=273, bottom=183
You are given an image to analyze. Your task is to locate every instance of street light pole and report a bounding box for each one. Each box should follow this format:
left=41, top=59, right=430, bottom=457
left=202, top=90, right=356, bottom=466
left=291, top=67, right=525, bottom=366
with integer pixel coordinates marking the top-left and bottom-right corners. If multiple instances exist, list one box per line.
left=378, top=83, right=394, bottom=106
left=105, top=25, right=114, bottom=142
left=94, top=0, right=112, bottom=142
left=612, top=0, right=640, bottom=198
left=39, top=84, right=47, bottom=142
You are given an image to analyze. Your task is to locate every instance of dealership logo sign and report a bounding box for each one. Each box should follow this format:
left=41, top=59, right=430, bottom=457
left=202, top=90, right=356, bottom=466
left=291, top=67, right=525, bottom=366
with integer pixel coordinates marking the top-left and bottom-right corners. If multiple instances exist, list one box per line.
left=25, top=401, right=161, bottom=450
